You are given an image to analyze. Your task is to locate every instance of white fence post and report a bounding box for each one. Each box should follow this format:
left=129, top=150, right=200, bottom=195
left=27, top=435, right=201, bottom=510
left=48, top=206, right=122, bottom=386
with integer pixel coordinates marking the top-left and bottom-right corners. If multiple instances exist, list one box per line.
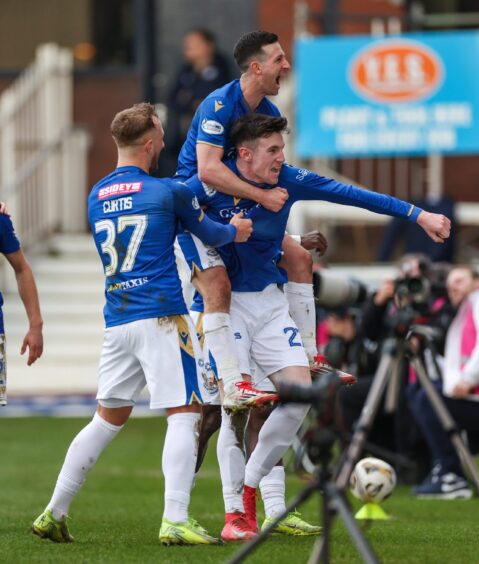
left=0, top=43, right=88, bottom=250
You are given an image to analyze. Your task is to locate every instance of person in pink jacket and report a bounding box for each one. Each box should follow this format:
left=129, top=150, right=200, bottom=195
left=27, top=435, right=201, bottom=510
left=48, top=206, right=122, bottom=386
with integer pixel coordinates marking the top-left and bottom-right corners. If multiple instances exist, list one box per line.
left=409, top=265, right=479, bottom=499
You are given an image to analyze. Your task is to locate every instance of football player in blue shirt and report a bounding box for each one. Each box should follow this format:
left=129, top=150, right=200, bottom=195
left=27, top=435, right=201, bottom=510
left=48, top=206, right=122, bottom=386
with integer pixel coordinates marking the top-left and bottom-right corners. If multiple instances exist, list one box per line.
left=184, top=113, right=451, bottom=540
left=32, top=103, right=253, bottom=547
left=0, top=213, right=43, bottom=405
left=175, top=30, right=319, bottom=413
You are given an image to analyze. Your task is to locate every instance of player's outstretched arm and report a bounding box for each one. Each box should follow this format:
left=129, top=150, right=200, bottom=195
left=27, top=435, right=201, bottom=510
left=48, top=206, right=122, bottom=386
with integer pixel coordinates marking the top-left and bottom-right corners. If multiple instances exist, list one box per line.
left=416, top=210, right=451, bottom=243
left=4, top=249, right=43, bottom=365
left=279, top=166, right=453, bottom=243
left=197, top=143, right=288, bottom=212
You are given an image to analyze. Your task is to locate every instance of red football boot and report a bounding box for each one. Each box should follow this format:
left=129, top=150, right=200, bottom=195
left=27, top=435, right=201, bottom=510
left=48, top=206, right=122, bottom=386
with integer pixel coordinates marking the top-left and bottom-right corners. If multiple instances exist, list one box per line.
left=310, top=354, right=357, bottom=386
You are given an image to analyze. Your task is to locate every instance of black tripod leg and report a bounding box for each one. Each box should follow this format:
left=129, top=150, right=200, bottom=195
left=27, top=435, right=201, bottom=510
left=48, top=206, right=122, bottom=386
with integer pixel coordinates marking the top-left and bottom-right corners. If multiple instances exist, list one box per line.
left=336, top=349, right=396, bottom=490
left=411, top=357, right=479, bottom=494
left=228, top=481, right=318, bottom=564
left=308, top=486, right=379, bottom=564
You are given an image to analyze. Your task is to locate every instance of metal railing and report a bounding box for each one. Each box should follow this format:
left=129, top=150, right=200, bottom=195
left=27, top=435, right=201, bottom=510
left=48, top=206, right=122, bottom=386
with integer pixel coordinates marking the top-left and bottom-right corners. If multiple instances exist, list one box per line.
left=0, top=43, right=89, bottom=250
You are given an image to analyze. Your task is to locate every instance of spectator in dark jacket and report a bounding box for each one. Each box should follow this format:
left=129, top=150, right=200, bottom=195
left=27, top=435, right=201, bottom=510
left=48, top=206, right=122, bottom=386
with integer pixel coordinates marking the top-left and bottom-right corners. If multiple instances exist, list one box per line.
left=160, top=29, right=232, bottom=175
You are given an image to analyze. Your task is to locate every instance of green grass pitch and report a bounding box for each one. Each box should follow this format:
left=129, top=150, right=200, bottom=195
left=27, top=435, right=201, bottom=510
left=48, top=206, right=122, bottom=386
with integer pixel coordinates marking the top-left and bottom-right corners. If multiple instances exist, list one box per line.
left=1, top=416, right=479, bottom=563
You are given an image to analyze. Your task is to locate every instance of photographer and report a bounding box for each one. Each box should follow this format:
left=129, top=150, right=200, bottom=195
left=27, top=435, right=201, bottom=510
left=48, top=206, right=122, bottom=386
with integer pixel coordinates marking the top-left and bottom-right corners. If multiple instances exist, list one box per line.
left=340, top=255, right=454, bottom=481
left=325, top=305, right=397, bottom=452
left=408, top=265, right=479, bottom=499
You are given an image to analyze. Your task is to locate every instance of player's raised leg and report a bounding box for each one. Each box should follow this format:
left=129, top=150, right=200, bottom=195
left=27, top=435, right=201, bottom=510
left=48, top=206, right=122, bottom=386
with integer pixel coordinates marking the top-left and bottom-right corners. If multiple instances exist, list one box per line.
left=176, top=233, right=278, bottom=411
left=279, top=235, right=317, bottom=362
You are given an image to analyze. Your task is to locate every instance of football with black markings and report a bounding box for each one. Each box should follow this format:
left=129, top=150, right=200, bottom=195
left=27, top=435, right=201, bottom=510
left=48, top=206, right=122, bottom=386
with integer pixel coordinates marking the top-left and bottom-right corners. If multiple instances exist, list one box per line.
left=350, top=457, right=397, bottom=503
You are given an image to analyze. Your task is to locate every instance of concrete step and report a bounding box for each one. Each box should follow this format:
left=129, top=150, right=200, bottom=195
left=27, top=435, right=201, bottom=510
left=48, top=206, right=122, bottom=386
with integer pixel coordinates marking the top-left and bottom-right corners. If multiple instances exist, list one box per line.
left=29, top=260, right=104, bottom=283
left=7, top=342, right=103, bottom=364
left=4, top=300, right=104, bottom=318
left=7, top=362, right=99, bottom=395
left=44, top=234, right=98, bottom=258
left=4, top=323, right=103, bottom=344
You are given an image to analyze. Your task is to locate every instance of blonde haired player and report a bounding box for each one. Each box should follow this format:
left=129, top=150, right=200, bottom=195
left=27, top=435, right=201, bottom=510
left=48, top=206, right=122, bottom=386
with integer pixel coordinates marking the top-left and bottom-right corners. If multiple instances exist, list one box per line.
left=31, top=103, right=252, bottom=546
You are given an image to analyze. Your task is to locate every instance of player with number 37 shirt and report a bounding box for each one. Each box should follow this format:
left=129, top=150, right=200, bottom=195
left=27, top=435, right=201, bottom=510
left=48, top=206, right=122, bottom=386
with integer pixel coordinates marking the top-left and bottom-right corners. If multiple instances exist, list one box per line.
left=32, top=103, right=252, bottom=546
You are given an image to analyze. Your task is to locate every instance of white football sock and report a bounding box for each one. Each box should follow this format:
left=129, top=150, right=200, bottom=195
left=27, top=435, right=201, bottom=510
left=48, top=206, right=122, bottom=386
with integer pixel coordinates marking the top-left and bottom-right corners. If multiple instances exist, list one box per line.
left=245, top=403, right=309, bottom=489
left=162, top=412, right=200, bottom=523
left=285, top=282, right=317, bottom=362
left=217, top=408, right=248, bottom=513
left=48, top=412, right=123, bottom=519
left=202, top=313, right=242, bottom=389
left=260, top=466, right=286, bottom=518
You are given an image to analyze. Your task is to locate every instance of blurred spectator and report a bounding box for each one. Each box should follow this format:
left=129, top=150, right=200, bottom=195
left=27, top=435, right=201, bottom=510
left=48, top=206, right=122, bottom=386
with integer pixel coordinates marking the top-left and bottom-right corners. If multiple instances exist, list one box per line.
left=377, top=196, right=456, bottom=263
left=408, top=265, right=479, bottom=499
left=159, top=29, right=232, bottom=175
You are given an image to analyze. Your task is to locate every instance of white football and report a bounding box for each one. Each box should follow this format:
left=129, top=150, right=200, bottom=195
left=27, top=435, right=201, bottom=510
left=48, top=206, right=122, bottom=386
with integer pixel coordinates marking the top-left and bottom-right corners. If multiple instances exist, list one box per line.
left=350, top=457, right=397, bottom=503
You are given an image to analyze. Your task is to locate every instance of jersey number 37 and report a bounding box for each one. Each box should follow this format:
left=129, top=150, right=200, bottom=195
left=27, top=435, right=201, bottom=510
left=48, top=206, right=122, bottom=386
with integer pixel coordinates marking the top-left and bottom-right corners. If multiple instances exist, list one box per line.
left=94, top=215, right=147, bottom=276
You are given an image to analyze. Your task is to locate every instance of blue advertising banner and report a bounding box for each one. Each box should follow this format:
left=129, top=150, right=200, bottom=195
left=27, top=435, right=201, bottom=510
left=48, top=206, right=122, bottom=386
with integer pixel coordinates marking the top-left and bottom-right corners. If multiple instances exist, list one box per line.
left=295, top=31, right=479, bottom=157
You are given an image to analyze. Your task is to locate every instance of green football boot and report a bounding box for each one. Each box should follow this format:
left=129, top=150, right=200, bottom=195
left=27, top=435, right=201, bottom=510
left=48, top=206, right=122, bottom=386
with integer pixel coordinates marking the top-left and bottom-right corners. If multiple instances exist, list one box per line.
left=261, top=511, right=322, bottom=536
left=32, top=509, right=74, bottom=543
left=159, top=516, right=222, bottom=545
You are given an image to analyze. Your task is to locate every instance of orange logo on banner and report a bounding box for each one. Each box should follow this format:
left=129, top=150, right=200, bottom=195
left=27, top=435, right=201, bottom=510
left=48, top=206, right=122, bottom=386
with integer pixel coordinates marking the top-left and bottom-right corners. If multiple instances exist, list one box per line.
left=350, top=41, right=443, bottom=103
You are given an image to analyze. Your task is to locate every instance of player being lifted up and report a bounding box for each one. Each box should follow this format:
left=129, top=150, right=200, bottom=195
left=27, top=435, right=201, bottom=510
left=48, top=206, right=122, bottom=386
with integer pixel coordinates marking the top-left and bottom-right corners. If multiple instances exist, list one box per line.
left=175, top=30, right=319, bottom=411
left=32, top=103, right=252, bottom=546
left=184, top=114, right=451, bottom=540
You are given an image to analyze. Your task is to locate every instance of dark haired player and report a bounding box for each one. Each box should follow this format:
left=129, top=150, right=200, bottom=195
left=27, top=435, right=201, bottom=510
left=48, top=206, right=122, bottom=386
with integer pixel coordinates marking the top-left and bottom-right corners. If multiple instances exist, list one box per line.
left=184, top=113, right=451, bottom=540
left=175, top=31, right=319, bottom=412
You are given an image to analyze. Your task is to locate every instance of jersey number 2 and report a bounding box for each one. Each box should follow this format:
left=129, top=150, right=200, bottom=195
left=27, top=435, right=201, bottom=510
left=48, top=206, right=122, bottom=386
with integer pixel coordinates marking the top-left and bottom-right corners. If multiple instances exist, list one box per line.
left=94, top=215, right=147, bottom=276
left=284, top=327, right=301, bottom=347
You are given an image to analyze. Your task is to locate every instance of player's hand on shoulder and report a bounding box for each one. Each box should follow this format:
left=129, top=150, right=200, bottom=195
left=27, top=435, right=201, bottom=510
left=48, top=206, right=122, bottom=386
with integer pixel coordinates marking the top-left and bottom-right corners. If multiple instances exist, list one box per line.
left=259, top=187, right=288, bottom=212
left=230, top=211, right=253, bottom=243
left=417, top=210, right=451, bottom=243
left=0, top=201, right=10, bottom=215
left=300, top=230, right=328, bottom=256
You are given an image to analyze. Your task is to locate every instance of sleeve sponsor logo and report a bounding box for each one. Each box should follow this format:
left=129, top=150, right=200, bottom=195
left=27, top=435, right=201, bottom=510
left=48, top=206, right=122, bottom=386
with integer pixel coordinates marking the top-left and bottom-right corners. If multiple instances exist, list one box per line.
left=192, top=196, right=200, bottom=210
left=98, top=182, right=142, bottom=200
left=296, top=168, right=311, bottom=181
left=201, top=119, right=224, bottom=135
left=349, top=40, right=443, bottom=104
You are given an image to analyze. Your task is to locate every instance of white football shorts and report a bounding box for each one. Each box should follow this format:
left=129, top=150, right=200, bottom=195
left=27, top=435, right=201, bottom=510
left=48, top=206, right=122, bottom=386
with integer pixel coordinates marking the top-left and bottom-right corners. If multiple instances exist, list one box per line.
left=97, top=315, right=207, bottom=409
left=175, top=232, right=224, bottom=279
left=231, top=284, right=309, bottom=384
left=189, top=310, right=277, bottom=406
